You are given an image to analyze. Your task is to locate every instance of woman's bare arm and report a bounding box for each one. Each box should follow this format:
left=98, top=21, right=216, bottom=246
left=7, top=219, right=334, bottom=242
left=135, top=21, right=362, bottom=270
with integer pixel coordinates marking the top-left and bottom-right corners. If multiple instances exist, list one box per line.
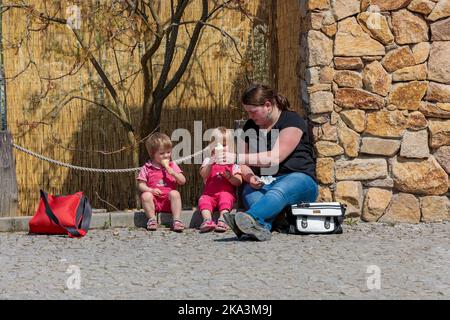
left=237, top=127, right=302, bottom=167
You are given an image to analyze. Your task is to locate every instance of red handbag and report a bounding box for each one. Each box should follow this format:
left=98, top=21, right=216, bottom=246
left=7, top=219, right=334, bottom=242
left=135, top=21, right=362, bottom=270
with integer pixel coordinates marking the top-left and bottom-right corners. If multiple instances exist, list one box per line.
left=29, top=190, right=92, bottom=238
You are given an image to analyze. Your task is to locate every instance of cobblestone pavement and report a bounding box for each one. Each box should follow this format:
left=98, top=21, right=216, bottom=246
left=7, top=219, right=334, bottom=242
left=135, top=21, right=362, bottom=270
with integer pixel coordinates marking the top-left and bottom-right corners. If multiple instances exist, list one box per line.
left=1, top=221, right=450, bottom=300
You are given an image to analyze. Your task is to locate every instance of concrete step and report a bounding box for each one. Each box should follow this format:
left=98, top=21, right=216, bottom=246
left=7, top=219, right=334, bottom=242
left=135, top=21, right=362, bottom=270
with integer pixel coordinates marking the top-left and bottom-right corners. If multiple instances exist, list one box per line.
left=0, top=209, right=239, bottom=233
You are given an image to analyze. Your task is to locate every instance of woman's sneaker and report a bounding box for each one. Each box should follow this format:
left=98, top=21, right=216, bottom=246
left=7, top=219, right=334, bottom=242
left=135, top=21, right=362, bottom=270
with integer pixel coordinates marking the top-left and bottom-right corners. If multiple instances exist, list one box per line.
left=223, top=212, right=243, bottom=238
left=234, top=212, right=272, bottom=241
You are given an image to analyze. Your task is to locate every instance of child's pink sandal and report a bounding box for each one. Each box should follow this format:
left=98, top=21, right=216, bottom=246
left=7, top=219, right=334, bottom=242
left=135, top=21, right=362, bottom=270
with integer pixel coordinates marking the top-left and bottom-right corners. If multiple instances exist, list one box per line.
left=215, top=219, right=229, bottom=233
left=199, top=219, right=216, bottom=233
left=146, top=218, right=159, bottom=231
left=172, top=219, right=185, bottom=232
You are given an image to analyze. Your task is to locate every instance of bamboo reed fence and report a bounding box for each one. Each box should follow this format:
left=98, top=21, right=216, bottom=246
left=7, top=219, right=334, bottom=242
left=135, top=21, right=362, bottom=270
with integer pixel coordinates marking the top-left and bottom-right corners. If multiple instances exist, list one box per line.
left=2, top=0, right=302, bottom=216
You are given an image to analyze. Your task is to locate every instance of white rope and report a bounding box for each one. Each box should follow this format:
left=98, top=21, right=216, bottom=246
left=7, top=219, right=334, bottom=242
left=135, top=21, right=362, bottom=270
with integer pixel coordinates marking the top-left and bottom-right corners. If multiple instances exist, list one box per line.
left=12, top=143, right=207, bottom=173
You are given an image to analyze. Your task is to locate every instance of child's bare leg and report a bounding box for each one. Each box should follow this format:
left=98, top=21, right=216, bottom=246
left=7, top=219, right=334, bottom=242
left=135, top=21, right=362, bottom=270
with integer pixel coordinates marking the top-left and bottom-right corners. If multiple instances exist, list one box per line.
left=219, top=210, right=229, bottom=220
left=141, top=192, right=157, bottom=220
left=215, top=209, right=230, bottom=232
left=201, top=210, right=212, bottom=221
left=169, top=190, right=182, bottom=221
left=199, top=209, right=216, bottom=233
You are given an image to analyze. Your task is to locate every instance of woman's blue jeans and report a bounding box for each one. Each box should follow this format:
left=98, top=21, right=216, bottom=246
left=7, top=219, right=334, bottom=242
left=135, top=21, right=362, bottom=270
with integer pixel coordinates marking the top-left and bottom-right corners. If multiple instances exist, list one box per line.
left=242, top=172, right=318, bottom=231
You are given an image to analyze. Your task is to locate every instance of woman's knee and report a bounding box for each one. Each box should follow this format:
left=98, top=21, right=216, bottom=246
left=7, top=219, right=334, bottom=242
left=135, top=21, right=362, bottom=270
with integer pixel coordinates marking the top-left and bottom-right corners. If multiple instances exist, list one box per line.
left=266, top=187, right=288, bottom=202
left=268, top=174, right=317, bottom=202
left=242, top=183, right=264, bottom=198
left=276, top=173, right=316, bottom=191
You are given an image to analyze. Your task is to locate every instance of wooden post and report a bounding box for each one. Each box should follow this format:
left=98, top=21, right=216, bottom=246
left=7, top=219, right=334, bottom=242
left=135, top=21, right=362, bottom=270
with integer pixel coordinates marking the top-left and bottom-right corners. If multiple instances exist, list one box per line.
left=0, top=131, right=18, bottom=217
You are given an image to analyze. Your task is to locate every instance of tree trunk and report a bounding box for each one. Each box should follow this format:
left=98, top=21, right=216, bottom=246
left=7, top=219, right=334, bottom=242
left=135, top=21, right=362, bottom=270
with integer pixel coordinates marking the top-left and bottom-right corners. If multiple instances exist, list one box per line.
left=139, top=96, right=163, bottom=165
left=0, top=131, right=18, bottom=217
left=127, top=130, right=139, bottom=168
left=125, top=129, right=140, bottom=209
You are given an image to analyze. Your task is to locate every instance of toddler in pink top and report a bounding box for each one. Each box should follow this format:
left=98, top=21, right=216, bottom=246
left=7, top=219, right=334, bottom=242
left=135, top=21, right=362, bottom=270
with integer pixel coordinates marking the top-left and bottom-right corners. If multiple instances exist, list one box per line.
left=198, top=127, right=242, bottom=233
left=137, top=133, right=186, bottom=232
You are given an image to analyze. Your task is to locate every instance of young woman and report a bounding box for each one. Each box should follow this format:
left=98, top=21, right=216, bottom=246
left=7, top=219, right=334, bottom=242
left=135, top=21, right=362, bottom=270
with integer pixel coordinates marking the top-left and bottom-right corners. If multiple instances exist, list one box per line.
left=223, top=83, right=318, bottom=241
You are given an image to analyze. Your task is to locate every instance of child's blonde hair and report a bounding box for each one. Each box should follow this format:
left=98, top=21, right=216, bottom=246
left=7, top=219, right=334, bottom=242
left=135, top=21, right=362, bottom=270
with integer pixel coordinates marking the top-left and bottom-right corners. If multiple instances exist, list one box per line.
left=145, top=132, right=172, bottom=157
left=209, top=126, right=235, bottom=155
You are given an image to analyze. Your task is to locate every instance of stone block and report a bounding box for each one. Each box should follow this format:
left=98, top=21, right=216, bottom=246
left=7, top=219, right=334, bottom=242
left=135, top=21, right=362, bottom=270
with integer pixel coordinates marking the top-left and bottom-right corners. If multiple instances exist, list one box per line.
left=335, top=88, right=385, bottom=110
left=335, top=18, right=385, bottom=56
left=332, top=0, right=360, bottom=21
left=381, top=46, right=415, bottom=72
left=13, top=216, right=30, bottom=232
left=362, top=188, right=392, bottom=222
left=431, top=17, right=450, bottom=41
left=335, top=158, right=388, bottom=181
left=408, top=0, right=435, bottom=15
left=434, top=146, right=450, bottom=173
left=400, top=130, right=430, bottom=159
left=365, top=110, right=408, bottom=138
left=365, top=0, right=412, bottom=11
left=360, top=137, right=401, bottom=156
left=389, top=81, right=428, bottom=111
left=428, top=41, right=450, bottom=83
left=392, top=64, right=427, bottom=82
left=334, top=57, right=363, bottom=70
left=89, top=213, right=111, bottom=230
left=392, top=9, right=429, bottom=44
left=412, top=42, right=430, bottom=64
left=357, top=12, right=394, bottom=45
left=428, top=119, right=450, bottom=149
left=391, top=156, right=448, bottom=195
left=0, top=217, right=15, bottom=232
left=334, top=181, right=363, bottom=217
left=316, top=158, right=335, bottom=184
left=420, top=196, right=450, bottom=222
left=110, top=211, right=136, bottom=228
left=379, top=193, right=421, bottom=224
left=340, top=110, right=366, bottom=133
left=428, top=0, right=450, bottom=21
left=363, top=61, right=391, bottom=97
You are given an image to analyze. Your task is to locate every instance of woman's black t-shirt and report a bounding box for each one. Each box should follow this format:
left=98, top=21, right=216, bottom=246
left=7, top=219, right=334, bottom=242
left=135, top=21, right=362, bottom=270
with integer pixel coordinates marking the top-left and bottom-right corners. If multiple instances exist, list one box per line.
left=242, top=110, right=317, bottom=182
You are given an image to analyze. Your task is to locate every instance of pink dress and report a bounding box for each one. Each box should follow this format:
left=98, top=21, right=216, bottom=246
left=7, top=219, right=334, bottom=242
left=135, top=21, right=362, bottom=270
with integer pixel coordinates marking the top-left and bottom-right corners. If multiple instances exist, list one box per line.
left=137, top=161, right=183, bottom=212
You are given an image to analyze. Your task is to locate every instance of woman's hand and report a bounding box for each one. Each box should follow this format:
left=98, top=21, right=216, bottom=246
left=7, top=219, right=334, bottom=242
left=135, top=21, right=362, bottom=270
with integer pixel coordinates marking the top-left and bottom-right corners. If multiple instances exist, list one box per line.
left=248, top=175, right=264, bottom=189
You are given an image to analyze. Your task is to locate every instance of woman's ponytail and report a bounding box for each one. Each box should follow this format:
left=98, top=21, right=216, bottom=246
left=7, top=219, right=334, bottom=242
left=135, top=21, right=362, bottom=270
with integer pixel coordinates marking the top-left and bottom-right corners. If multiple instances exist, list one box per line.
left=275, top=93, right=290, bottom=111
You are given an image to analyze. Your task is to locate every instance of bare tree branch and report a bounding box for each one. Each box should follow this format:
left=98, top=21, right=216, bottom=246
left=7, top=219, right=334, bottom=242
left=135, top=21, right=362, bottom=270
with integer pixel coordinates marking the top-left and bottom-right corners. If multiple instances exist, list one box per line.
left=4, top=60, right=32, bottom=81
left=4, top=0, right=253, bottom=164
left=95, top=192, right=120, bottom=211
left=160, top=0, right=208, bottom=100
left=40, top=59, right=88, bottom=81
left=153, top=0, right=190, bottom=98
left=48, top=95, right=122, bottom=121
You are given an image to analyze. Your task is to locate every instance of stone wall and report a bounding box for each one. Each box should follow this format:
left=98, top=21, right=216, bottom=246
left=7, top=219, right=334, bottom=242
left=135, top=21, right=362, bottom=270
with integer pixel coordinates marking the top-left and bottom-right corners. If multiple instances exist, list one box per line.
left=299, top=0, right=450, bottom=223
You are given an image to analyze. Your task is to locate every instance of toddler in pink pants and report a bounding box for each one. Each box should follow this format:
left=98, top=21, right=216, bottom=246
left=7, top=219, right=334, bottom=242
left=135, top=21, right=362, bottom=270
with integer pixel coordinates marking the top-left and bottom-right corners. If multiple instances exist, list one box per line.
left=198, top=127, right=242, bottom=233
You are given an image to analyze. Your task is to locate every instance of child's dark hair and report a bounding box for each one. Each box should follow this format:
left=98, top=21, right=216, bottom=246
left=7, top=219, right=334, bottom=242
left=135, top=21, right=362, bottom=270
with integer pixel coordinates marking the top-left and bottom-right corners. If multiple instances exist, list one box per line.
left=145, top=132, right=172, bottom=157
left=241, top=83, right=291, bottom=111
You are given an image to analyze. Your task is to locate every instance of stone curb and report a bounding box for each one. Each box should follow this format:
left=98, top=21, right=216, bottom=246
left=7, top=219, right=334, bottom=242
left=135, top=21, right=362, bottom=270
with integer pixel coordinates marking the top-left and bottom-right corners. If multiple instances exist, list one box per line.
left=0, top=209, right=237, bottom=233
